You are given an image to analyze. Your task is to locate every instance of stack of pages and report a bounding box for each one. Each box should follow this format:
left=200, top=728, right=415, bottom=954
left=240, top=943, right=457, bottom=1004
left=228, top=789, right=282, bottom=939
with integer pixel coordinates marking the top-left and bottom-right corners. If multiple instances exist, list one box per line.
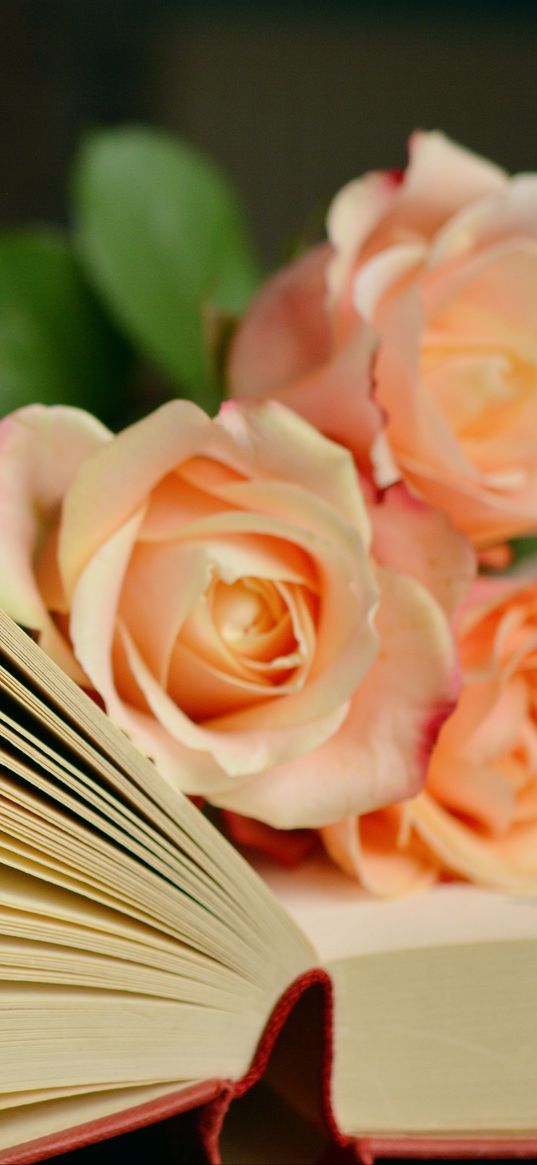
left=1, top=609, right=536, bottom=1163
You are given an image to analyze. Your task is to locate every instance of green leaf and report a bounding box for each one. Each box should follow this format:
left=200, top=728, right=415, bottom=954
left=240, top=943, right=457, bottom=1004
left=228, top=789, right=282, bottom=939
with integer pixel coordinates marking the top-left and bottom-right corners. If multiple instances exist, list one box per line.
left=0, top=229, right=130, bottom=425
left=509, top=537, right=537, bottom=569
left=71, top=127, right=261, bottom=414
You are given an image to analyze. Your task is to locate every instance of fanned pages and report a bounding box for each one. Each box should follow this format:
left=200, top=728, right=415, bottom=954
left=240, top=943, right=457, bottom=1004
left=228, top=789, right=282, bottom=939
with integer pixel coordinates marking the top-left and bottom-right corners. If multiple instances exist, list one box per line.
left=0, top=610, right=314, bottom=1153
left=2, top=608, right=537, bottom=1164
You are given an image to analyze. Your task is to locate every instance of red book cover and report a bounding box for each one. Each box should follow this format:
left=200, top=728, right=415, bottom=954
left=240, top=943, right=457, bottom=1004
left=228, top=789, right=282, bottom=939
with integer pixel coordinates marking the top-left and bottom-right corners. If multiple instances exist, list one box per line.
left=4, top=970, right=536, bottom=1165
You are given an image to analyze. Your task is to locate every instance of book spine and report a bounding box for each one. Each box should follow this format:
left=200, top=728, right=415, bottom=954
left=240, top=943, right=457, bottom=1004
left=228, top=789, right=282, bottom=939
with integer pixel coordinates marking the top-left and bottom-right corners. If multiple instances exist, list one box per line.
left=199, top=967, right=351, bottom=1165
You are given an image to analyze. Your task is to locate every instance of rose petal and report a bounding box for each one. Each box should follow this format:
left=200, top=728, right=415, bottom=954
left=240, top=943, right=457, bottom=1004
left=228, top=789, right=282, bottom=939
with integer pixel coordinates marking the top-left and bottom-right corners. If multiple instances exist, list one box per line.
left=118, top=540, right=213, bottom=682
left=60, top=401, right=230, bottom=594
left=0, top=405, right=109, bottom=680
left=353, top=242, right=426, bottom=321
left=118, top=617, right=352, bottom=778
left=211, top=566, right=456, bottom=826
left=322, top=811, right=438, bottom=897
left=327, top=170, right=400, bottom=310
left=228, top=243, right=333, bottom=397
left=373, top=278, right=537, bottom=545
left=69, top=507, right=147, bottom=701
left=127, top=501, right=378, bottom=736
left=369, top=482, right=476, bottom=619
left=217, top=399, right=372, bottom=539
left=431, top=175, right=537, bottom=267
left=397, top=131, right=507, bottom=241
left=0, top=406, right=109, bottom=624
left=232, top=326, right=382, bottom=473
left=411, top=791, right=537, bottom=892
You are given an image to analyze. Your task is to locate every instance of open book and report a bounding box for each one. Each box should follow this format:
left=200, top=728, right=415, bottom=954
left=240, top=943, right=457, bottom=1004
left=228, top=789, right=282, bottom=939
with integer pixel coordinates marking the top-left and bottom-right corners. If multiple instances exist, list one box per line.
left=1, top=607, right=537, bottom=1164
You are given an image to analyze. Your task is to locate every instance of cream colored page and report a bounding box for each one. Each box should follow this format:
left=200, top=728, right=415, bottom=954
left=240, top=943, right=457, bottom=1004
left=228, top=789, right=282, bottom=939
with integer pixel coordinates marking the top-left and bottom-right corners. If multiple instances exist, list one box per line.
left=258, top=858, right=537, bottom=1137
left=257, top=856, right=537, bottom=960
left=0, top=1082, right=201, bottom=1154
left=329, top=939, right=537, bottom=1136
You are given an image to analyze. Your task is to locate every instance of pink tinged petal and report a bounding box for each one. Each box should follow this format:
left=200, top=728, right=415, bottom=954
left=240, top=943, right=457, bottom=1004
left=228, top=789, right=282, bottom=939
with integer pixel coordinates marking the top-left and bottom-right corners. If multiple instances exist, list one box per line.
left=369, top=482, right=476, bottom=619
left=337, top=565, right=459, bottom=808
left=216, top=399, right=372, bottom=540
left=328, top=132, right=505, bottom=295
left=410, top=790, right=537, bottom=892
left=227, top=243, right=333, bottom=398
left=211, top=566, right=456, bottom=828
left=229, top=326, right=382, bottom=475
left=326, top=171, right=400, bottom=305
left=401, top=131, right=506, bottom=232
left=0, top=405, right=109, bottom=630
left=322, top=811, right=438, bottom=897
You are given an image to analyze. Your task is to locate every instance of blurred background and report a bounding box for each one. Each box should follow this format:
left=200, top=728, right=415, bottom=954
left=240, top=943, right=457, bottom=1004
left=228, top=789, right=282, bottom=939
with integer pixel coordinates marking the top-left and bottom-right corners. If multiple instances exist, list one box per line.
left=3, top=0, right=537, bottom=267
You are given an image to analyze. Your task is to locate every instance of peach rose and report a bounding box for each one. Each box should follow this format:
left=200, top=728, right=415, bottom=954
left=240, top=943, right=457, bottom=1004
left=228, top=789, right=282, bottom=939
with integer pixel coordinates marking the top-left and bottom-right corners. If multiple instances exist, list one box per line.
left=229, top=132, right=537, bottom=547
left=324, top=570, right=537, bottom=895
left=228, top=242, right=381, bottom=479
left=0, top=400, right=467, bottom=828
left=0, top=404, right=109, bottom=680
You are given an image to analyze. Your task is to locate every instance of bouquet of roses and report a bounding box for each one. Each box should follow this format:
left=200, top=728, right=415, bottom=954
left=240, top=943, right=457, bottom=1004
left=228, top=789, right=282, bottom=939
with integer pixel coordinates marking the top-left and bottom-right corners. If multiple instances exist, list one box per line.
left=2, top=128, right=537, bottom=897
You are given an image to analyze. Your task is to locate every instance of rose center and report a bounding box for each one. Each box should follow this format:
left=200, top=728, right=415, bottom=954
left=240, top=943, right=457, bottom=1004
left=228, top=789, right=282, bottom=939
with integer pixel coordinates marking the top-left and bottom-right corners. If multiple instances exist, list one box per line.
left=212, top=579, right=279, bottom=643
left=167, top=572, right=317, bottom=723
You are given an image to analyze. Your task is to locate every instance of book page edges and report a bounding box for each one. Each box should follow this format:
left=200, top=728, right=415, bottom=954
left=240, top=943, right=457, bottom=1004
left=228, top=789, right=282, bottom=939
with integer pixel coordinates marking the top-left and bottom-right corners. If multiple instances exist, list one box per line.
left=3, top=970, right=537, bottom=1164
left=0, top=1079, right=224, bottom=1164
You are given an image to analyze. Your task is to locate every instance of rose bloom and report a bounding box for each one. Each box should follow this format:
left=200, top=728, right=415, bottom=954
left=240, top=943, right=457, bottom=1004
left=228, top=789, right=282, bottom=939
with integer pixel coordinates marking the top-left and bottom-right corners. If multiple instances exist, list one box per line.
left=229, top=131, right=537, bottom=548
left=0, top=401, right=470, bottom=828
left=323, top=570, right=537, bottom=895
